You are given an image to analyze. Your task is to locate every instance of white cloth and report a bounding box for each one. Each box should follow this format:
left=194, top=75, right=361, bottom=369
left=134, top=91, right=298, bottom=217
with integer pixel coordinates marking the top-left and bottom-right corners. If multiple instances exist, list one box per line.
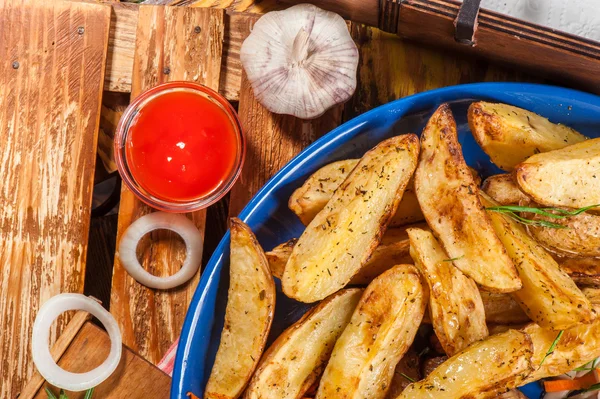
left=475, top=0, right=600, bottom=41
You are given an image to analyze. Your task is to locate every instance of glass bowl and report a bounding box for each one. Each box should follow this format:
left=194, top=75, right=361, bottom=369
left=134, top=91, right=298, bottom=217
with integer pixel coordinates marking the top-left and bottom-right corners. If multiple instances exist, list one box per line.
left=114, top=81, right=245, bottom=213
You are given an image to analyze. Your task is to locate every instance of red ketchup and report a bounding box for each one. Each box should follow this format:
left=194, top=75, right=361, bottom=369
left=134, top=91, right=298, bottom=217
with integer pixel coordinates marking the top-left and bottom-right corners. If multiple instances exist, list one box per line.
left=116, top=82, right=244, bottom=211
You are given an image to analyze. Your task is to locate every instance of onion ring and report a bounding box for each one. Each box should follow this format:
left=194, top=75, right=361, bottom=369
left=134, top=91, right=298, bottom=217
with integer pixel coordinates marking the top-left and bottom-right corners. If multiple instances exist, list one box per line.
left=117, top=212, right=203, bottom=289
left=32, top=294, right=122, bottom=391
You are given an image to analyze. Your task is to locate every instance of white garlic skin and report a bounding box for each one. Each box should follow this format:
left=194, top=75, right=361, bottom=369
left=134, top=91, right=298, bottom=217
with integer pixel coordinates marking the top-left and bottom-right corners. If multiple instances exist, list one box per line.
left=240, top=3, right=359, bottom=120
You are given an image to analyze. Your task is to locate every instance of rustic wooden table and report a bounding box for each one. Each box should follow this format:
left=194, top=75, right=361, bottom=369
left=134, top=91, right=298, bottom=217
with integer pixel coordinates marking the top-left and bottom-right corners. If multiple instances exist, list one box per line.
left=1, top=0, right=544, bottom=397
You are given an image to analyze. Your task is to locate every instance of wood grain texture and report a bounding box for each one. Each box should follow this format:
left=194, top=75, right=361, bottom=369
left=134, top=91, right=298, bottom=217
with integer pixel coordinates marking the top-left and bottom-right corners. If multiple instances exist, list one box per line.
left=110, top=5, right=224, bottom=364
left=19, top=310, right=92, bottom=399
left=229, top=73, right=343, bottom=215
left=0, top=1, right=110, bottom=396
left=105, top=4, right=246, bottom=102
left=105, top=2, right=139, bottom=92
left=347, top=24, right=537, bottom=119
left=32, top=322, right=171, bottom=399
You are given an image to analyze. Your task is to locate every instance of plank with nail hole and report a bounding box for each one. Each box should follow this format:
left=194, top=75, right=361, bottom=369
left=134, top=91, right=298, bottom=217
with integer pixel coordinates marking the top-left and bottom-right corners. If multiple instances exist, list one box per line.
left=0, top=0, right=111, bottom=396
left=109, top=5, right=224, bottom=365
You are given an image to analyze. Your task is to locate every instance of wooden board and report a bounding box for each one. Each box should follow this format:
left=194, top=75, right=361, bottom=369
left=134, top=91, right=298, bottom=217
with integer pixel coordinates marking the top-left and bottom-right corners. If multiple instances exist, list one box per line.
left=33, top=322, right=171, bottom=399
left=104, top=4, right=248, bottom=102
left=347, top=24, right=538, bottom=119
left=0, top=1, right=111, bottom=397
left=110, top=5, right=224, bottom=365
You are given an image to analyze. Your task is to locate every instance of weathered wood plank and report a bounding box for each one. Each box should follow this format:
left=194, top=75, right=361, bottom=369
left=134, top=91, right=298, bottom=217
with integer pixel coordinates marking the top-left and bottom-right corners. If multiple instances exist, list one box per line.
left=0, top=0, right=111, bottom=396
left=32, top=322, right=171, bottom=399
left=228, top=72, right=344, bottom=215
left=110, top=5, right=224, bottom=364
left=105, top=4, right=251, bottom=102
left=346, top=24, right=538, bottom=120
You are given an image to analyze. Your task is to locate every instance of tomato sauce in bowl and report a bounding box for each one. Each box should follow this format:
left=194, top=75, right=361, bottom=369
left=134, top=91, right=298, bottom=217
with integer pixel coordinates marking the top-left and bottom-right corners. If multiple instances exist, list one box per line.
left=115, top=82, right=245, bottom=212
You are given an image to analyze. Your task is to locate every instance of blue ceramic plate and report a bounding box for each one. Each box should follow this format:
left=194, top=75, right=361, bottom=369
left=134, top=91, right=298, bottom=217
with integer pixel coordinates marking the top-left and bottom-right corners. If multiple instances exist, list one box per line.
left=172, top=83, right=600, bottom=399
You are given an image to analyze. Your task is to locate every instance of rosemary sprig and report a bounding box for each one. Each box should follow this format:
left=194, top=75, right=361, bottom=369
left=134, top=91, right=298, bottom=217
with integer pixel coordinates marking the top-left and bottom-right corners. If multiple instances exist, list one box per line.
left=45, top=388, right=58, bottom=399
left=486, top=204, right=600, bottom=229
left=399, top=372, right=415, bottom=383
left=84, top=388, right=95, bottom=399
left=539, top=330, right=564, bottom=366
left=443, top=255, right=464, bottom=262
left=574, top=357, right=599, bottom=372
left=583, top=382, right=600, bottom=393
left=45, top=387, right=94, bottom=399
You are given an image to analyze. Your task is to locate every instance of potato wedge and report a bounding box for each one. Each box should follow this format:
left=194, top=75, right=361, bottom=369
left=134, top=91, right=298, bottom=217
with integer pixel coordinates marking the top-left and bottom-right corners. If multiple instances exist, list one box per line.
left=316, top=265, right=428, bottom=399
left=408, top=228, right=488, bottom=356
left=396, top=330, right=534, bottom=399
left=481, top=193, right=594, bottom=330
left=205, top=218, right=276, bottom=399
left=266, top=224, right=425, bottom=284
left=289, top=160, right=480, bottom=228
left=468, top=101, right=586, bottom=171
left=289, top=161, right=424, bottom=228
left=522, top=316, right=600, bottom=383
left=526, top=211, right=600, bottom=258
left=266, top=238, right=298, bottom=280
left=482, top=174, right=531, bottom=205
left=515, top=138, right=600, bottom=210
left=244, top=288, right=362, bottom=399
left=479, top=291, right=530, bottom=325
left=282, top=135, right=419, bottom=303
left=415, top=104, right=520, bottom=293
left=289, top=159, right=359, bottom=225
left=556, top=256, right=600, bottom=286
left=583, top=287, right=600, bottom=305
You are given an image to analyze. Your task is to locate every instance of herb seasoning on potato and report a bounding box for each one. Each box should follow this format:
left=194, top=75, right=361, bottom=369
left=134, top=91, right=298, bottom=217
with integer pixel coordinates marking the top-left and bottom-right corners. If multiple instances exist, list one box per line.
left=282, top=134, right=419, bottom=303
left=205, top=218, right=276, bottom=399
left=315, top=265, right=428, bottom=399
left=414, top=104, right=521, bottom=293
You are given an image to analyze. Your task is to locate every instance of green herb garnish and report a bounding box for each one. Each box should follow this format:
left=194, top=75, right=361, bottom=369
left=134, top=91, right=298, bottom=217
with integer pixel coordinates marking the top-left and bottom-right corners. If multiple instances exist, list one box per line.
left=486, top=204, right=600, bottom=229
left=400, top=372, right=415, bottom=383
left=443, top=255, right=464, bottom=262
left=45, top=387, right=94, bottom=399
left=583, top=382, right=600, bottom=393
left=45, top=388, right=58, bottom=399
left=574, top=358, right=599, bottom=372
left=539, top=330, right=564, bottom=366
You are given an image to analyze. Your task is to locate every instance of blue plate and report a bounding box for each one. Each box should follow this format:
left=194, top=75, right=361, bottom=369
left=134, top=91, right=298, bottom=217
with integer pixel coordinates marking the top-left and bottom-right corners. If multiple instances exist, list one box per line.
left=172, top=83, right=600, bottom=399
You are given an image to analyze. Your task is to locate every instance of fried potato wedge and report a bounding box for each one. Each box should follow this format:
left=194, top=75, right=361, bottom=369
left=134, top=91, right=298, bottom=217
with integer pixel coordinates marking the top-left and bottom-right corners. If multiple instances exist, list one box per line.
left=289, top=159, right=424, bottom=227
left=527, top=211, right=600, bottom=258
left=468, top=101, right=586, bottom=171
left=266, top=224, right=425, bottom=285
left=244, top=289, right=362, bottom=399
left=282, top=135, right=419, bottom=303
left=482, top=174, right=532, bottom=205
left=515, top=138, right=600, bottom=210
left=481, top=193, right=594, bottom=330
left=316, top=265, right=428, bottom=399
left=289, top=159, right=359, bottom=225
left=408, top=228, right=488, bottom=355
left=205, top=218, right=276, bottom=399
left=266, top=238, right=298, bottom=280
left=289, top=160, right=481, bottom=228
left=582, top=287, right=600, bottom=305
left=415, top=104, right=520, bottom=293
left=557, top=256, right=600, bottom=286
left=522, top=316, right=600, bottom=383
left=479, top=291, right=530, bottom=325
left=396, top=330, right=534, bottom=399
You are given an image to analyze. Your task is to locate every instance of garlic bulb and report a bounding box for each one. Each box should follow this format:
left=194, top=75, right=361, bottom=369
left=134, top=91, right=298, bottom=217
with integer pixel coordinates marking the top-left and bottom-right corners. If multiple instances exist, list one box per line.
left=240, top=4, right=359, bottom=119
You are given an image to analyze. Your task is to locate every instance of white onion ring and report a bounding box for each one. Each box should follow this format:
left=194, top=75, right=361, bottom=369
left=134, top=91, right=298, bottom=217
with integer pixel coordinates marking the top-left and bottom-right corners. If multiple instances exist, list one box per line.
left=32, top=294, right=122, bottom=391
left=117, top=212, right=203, bottom=289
